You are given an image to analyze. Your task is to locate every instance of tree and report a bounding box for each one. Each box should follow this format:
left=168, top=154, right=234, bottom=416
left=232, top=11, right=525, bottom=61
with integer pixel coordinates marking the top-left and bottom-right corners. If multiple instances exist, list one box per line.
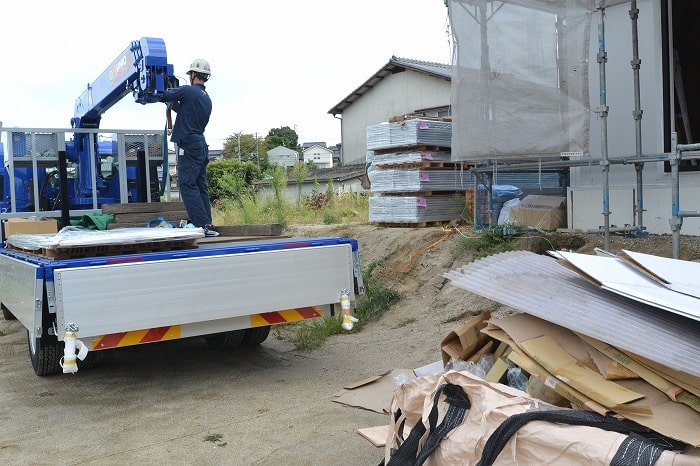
left=266, top=126, right=298, bottom=150
left=207, top=159, right=262, bottom=203
left=289, top=161, right=309, bottom=203
left=223, top=133, right=267, bottom=165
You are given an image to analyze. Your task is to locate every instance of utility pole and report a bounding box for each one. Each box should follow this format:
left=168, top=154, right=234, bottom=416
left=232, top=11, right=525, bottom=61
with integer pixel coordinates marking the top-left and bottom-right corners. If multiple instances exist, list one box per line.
left=236, top=132, right=241, bottom=161
left=255, top=132, right=259, bottom=167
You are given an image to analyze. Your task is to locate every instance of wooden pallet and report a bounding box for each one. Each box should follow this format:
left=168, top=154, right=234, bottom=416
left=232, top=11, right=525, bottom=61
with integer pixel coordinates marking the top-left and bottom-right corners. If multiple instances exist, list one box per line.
left=370, top=221, right=446, bottom=228
left=372, top=161, right=463, bottom=169
left=372, top=190, right=467, bottom=197
left=372, top=145, right=452, bottom=156
left=7, top=238, right=199, bottom=260
left=387, top=114, right=453, bottom=124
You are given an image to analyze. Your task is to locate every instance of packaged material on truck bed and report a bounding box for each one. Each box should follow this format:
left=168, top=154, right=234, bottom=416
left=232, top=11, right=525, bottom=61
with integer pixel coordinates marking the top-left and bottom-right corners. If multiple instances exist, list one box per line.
left=5, top=227, right=203, bottom=252
left=3, top=217, right=58, bottom=237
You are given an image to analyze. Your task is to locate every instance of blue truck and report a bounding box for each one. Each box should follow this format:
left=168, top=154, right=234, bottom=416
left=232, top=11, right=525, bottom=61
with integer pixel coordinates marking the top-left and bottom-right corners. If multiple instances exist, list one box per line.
left=0, top=38, right=363, bottom=376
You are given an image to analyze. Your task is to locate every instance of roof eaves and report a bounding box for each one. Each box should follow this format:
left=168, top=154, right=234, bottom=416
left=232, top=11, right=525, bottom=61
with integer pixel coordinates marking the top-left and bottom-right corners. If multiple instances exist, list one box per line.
left=328, top=57, right=452, bottom=115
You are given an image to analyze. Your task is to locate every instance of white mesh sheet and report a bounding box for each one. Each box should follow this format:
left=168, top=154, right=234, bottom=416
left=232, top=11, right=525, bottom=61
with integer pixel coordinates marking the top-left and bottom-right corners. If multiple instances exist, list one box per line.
left=367, top=119, right=452, bottom=151
left=369, top=168, right=474, bottom=193
left=369, top=194, right=466, bottom=223
left=449, top=0, right=592, bottom=160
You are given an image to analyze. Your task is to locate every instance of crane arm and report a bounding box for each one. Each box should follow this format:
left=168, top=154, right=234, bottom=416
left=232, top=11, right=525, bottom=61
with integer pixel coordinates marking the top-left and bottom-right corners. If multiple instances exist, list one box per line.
left=71, top=37, right=175, bottom=129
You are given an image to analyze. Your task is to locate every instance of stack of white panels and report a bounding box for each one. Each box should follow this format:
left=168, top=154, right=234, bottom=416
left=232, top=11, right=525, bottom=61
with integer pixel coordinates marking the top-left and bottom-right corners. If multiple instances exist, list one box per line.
left=367, top=119, right=452, bottom=151
left=369, top=195, right=466, bottom=223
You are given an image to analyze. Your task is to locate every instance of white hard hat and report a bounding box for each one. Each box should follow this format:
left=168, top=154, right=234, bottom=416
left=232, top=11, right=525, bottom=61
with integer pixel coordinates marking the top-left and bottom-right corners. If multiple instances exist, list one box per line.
left=186, top=58, right=211, bottom=76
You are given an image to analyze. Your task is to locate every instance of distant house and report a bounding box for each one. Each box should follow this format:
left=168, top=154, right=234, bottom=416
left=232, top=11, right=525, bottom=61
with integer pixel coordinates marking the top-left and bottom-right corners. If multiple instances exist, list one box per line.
left=254, top=165, right=368, bottom=201
left=267, top=145, right=300, bottom=168
left=328, top=144, right=342, bottom=166
left=302, top=144, right=333, bottom=169
left=328, top=56, right=452, bottom=166
left=302, top=142, right=326, bottom=151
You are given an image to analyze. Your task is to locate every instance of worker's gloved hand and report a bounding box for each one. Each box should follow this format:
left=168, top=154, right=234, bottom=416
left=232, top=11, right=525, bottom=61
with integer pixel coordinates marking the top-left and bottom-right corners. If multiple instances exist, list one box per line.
left=167, top=129, right=172, bottom=136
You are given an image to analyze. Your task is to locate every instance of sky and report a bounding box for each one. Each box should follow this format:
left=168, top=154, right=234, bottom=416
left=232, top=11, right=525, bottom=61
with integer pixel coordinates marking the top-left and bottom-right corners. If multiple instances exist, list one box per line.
left=1, top=0, right=452, bottom=150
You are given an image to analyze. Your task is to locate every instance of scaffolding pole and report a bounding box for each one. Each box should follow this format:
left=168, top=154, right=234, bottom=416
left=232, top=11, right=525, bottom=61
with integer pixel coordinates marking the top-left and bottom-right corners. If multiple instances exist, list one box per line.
left=596, top=2, right=612, bottom=251
left=630, top=0, right=646, bottom=233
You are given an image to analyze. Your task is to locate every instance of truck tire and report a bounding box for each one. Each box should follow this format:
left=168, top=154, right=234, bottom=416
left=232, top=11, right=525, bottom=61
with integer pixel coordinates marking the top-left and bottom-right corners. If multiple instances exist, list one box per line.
left=242, top=326, right=271, bottom=346
left=27, top=330, right=62, bottom=376
left=78, top=350, right=108, bottom=370
left=204, top=330, right=245, bottom=349
left=1, top=303, right=16, bottom=320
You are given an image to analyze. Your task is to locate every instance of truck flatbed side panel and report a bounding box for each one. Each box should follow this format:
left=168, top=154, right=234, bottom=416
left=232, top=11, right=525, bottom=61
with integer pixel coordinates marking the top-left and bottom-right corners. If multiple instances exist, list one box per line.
left=53, top=243, right=355, bottom=337
left=0, top=236, right=358, bottom=268
left=0, top=254, right=43, bottom=332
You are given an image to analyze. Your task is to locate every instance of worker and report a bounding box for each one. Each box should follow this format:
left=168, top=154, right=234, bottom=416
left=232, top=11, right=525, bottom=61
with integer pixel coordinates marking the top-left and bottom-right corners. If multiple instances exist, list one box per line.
left=160, top=58, right=218, bottom=237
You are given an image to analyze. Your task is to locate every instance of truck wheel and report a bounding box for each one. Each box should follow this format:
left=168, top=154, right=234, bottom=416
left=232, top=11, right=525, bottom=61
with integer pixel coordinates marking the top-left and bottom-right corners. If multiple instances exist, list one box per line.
left=204, top=330, right=245, bottom=349
left=1, top=303, right=16, bottom=320
left=242, top=326, right=271, bottom=346
left=27, top=330, right=62, bottom=376
left=78, top=350, right=108, bottom=370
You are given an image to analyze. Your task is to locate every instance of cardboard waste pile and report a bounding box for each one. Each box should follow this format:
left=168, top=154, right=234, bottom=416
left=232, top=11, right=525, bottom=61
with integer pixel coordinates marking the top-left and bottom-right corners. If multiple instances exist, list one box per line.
left=339, top=248, right=699, bottom=464
left=440, top=249, right=700, bottom=454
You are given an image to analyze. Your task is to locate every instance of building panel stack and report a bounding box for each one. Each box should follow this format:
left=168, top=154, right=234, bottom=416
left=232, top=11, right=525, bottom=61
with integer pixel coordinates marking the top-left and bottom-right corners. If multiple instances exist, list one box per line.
left=366, top=118, right=468, bottom=225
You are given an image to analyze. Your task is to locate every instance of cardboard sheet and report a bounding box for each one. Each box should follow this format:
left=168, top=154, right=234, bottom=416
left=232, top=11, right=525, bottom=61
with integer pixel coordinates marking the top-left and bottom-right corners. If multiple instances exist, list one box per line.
left=334, top=369, right=414, bottom=414
left=520, top=335, right=644, bottom=408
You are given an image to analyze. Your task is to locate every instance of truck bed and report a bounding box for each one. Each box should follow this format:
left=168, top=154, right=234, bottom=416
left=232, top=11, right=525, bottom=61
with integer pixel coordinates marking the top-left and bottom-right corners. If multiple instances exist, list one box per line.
left=0, top=235, right=362, bottom=347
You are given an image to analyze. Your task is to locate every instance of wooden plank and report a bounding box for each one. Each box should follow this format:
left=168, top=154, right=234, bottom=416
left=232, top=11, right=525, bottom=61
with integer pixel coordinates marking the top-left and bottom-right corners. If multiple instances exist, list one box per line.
left=357, top=425, right=390, bottom=447
left=111, top=211, right=189, bottom=225
left=373, top=145, right=451, bottom=156
left=215, top=224, right=283, bottom=237
left=101, top=202, right=186, bottom=214
left=9, top=238, right=199, bottom=260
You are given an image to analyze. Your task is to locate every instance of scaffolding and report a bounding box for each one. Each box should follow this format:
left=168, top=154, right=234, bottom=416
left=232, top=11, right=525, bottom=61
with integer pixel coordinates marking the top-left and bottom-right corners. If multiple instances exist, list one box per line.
left=448, top=0, right=700, bottom=258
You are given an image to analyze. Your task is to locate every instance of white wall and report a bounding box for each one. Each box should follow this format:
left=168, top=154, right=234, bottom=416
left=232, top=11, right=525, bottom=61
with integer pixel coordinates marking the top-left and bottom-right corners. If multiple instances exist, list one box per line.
left=341, top=71, right=451, bottom=166
left=569, top=0, right=700, bottom=235
left=256, top=178, right=367, bottom=202
left=303, top=147, right=333, bottom=168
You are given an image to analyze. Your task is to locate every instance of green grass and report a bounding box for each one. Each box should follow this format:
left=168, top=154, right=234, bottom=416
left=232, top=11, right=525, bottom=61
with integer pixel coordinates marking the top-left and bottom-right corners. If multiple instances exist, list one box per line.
left=281, top=262, right=400, bottom=352
left=454, top=224, right=521, bottom=259
left=213, top=191, right=368, bottom=227
left=203, top=433, right=223, bottom=443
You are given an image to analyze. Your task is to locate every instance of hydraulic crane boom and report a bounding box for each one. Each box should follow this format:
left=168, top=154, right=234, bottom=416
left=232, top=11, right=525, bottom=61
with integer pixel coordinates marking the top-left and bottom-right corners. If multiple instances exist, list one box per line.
left=72, top=37, right=175, bottom=129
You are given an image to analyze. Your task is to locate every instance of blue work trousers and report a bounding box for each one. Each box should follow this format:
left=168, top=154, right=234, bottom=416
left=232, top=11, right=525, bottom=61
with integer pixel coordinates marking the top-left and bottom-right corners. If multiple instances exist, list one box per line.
left=177, top=136, right=212, bottom=227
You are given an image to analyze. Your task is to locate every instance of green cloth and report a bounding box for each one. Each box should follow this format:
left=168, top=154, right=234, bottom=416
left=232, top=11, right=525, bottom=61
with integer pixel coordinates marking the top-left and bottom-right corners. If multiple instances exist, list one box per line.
left=69, top=213, right=114, bottom=230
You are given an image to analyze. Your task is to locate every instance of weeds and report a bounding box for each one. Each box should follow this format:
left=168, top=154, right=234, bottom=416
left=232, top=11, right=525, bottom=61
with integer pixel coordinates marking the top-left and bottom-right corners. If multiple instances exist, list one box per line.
left=455, top=224, right=521, bottom=259
left=203, top=433, right=224, bottom=443
left=285, top=261, right=400, bottom=352
left=213, top=191, right=368, bottom=227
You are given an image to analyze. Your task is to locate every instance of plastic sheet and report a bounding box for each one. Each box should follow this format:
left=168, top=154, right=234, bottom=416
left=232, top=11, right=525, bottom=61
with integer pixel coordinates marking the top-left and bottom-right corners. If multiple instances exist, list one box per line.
left=449, top=0, right=590, bottom=160
left=5, top=226, right=204, bottom=251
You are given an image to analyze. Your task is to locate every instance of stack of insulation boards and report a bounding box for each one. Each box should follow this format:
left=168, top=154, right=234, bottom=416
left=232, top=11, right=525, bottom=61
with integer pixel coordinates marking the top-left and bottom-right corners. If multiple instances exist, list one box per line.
left=366, top=119, right=466, bottom=225
left=366, top=119, right=452, bottom=151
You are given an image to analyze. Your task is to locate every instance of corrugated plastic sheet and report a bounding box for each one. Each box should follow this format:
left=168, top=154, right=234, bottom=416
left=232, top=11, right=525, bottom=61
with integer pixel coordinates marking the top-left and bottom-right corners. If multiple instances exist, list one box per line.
left=444, top=250, right=700, bottom=378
